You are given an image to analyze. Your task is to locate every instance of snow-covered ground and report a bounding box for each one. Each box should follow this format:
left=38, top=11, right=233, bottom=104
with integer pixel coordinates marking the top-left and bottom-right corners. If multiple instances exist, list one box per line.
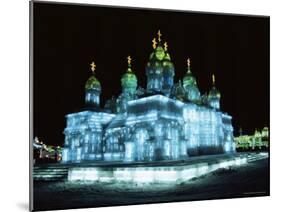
left=33, top=158, right=269, bottom=211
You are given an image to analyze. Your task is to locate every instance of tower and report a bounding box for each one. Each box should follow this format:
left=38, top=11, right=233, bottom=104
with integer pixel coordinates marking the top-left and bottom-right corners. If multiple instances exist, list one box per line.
left=208, top=74, right=221, bottom=109
left=117, top=56, right=138, bottom=113
left=162, top=41, right=175, bottom=96
left=85, top=61, right=101, bottom=108
left=146, top=30, right=165, bottom=92
left=121, top=55, right=138, bottom=95
left=182, top=58, right=201, bottom=103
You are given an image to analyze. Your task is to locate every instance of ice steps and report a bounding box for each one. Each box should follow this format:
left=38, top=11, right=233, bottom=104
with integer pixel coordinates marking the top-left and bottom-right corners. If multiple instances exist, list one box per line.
left=33, top=166, right=69, bottom=181
left=246, top=153, right=268, bottom=162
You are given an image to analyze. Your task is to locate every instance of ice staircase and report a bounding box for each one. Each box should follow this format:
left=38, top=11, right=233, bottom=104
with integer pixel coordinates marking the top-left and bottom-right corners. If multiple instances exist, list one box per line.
left=33, top=152, right=268, bottom=182
left=245, top=152, right=269, bottom=162
left=33, top=165, right=69, bottom=181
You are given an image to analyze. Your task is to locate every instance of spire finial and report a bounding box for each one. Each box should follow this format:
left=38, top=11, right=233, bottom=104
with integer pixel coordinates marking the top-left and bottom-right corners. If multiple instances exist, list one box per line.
left=127, top=55, right=132, bottom=65
left=157, top=30, right=162, bottom=42
left=127, top=55, right=132, bottom=73
left=212, top=74, right=215, bottom=85
left=187, top=58, right=191, bottom=73
left=152, top=38, right=157, bottom=49
left=164, top=42, right=168, bottom=51
left=90, top=61, right=96, bottom=73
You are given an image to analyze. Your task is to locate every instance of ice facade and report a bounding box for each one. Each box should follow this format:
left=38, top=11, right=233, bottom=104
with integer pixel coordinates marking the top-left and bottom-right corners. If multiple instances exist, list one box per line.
left=62, top=31, right=235, bottom=163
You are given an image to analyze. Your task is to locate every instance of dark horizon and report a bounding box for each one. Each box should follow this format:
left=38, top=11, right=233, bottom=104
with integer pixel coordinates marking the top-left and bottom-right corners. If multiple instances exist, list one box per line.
left=33, top=2, right=269, bottom=146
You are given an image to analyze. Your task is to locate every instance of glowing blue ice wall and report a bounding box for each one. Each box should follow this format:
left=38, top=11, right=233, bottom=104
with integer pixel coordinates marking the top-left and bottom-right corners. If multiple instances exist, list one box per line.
left=124, top=95, right=185, bottom=161
left=62, top=111, right=115, bottom=163
left=62, top=94, right=235, bottom=163
left=183, top=103, right=225, bottom=156
left=222, top=113, right=236, bottom=153
left=103, top=95, right=235, bottom=162
left=146, top=64, right=163, bottom=92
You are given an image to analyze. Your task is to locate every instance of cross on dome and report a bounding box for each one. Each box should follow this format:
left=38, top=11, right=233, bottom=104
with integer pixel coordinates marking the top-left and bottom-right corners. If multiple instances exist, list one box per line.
left=90, top=61, right=96, bottom=72
left=187, top=58, right=191, bottom=68
left=152, top=38, right=157, bottom=49
left=127, top=55, right=132, bottom=65
left=157, top=30, right=162, bottom=42
left=164, top=42, right=168, bottom=51
left=212, top=74, right=216, bottom=85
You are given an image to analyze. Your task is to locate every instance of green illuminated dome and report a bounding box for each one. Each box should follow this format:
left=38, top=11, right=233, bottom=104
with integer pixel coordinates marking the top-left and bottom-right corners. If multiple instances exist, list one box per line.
left=121, top=66, right=137, bottom=89
left=155, top=45, right=165, bottom=61
left=85, top=74, right=101, bottom=91
left=208, top=75, right=220, bottom=99
left=208, top=86, right=221, bottom=99
left=147, top=38, right=166, bottom=67
left=183, top=70, right=197, bottom=87
left=162, top=52, right=174, bottom=68
left=183, top=59, right=197, bottom=88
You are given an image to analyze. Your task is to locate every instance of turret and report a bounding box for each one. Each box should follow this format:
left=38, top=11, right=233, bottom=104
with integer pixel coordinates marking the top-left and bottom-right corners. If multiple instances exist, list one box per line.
left=182, top=58, right=201, bottom=103
left=162, top=42, right=175, bottom=96
left=146, top=30, right=165, bottom=92
left=121, top=55, right=138, bottom=95
left=117, top=56, right=137, bottom=113
left=85, top=61, right=101, bottom=108
left=208, top=74, right=221, bottom=109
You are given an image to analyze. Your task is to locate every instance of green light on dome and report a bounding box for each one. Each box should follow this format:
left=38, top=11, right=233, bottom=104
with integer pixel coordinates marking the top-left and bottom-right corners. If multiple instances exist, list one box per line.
left=121, top=56, right=137, bottom=91
left=85, top=60, right=101, bottom=90
left=85, top=75, right=101, bottom=90
left=155, top=46, right=165, bottom=60
left=208, top=87, right=221, bottom=99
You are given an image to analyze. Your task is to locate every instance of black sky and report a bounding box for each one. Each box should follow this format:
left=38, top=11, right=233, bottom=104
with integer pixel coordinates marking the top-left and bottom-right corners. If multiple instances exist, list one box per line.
left=32, top=2, right=269, bottom=146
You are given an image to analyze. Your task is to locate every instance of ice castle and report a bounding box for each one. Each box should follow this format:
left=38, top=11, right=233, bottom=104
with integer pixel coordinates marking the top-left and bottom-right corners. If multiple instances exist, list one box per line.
left=62, top=30, right=235, bottom=163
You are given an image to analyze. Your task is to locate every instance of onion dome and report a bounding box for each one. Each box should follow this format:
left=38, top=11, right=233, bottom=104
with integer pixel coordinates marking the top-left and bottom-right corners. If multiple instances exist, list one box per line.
left=183, top=58, right=197, bottom=88
left=154, top=45, right=165, bottom=61
left=155, top=30, right=165, bottom=61
left=147, top=30, right=166, bottom=66
left=121, top=56, right=137, bottom=91
left=208, top=87, right=221, bottom=99
left=147, top=49, right=164, bottom=70
left=208, top=74, right=221, bottom=99
left=162, top=42, right=174, bottom=69
left=85, top=61, right=101, bottom=91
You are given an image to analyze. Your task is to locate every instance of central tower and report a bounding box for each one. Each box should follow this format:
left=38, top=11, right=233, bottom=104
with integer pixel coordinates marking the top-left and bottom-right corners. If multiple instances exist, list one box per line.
left=146, top=30, right=175, bottom=94
left=85, top=61, right=101, bottom=108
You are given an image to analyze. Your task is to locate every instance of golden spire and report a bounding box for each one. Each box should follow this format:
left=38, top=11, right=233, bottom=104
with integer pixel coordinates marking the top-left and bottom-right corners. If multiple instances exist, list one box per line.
left=127, top=55, right=132, bottom=72
left=127, top=55, right=132, bottom=65
left=157, top=30, right=162, bottom=42
left=152, top=38, right=157, bottom=49
left=90, top=61, right=96, bottom=73
left=187, top=58, right=191, bottom=73
left=164, top=42, right=168, bottom=51
left=212, top=74, right=216, bottom=85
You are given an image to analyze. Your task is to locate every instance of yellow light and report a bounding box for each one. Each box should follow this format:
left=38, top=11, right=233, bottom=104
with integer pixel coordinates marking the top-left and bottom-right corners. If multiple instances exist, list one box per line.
left=164, top=42, right=168, bottom=51
left=157, top=30, right=162, bottom=42
left=152, top=38, right=157, bottom=49
left=127, top=55, right=132, bottom=65
left=90, top=61, right=96, bottom=72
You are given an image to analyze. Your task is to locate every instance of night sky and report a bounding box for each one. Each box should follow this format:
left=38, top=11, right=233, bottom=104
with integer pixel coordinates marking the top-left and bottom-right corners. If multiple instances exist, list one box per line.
left=33, top=2, right=269, bottom=146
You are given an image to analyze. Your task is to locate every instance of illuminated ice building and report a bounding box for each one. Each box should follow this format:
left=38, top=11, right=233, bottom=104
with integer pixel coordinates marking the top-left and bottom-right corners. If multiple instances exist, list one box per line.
left=62, top=31, right=235, bottom=163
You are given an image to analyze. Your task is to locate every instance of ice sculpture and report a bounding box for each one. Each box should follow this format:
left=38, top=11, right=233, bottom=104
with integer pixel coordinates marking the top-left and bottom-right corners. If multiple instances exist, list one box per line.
left=62, top=30, right=235, bottom=163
